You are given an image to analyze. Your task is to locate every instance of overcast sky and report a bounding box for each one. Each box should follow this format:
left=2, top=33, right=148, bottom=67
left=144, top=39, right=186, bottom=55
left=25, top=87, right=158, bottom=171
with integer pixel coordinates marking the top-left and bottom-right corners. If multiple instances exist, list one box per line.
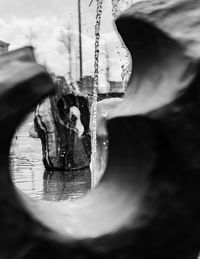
left=0, top=0, right=115, bottom=35
left=0, top=0, right=136, bottom=85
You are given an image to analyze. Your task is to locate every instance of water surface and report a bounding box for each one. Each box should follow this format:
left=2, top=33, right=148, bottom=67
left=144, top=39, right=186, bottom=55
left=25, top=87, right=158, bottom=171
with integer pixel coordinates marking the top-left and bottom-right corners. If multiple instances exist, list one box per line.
left=10, top=114, right=91, bottom=201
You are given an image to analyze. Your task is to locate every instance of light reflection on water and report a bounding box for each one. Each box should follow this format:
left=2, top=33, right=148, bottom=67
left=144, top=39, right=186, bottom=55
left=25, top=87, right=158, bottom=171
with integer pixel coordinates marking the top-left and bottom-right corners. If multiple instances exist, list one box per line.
left=10, top=115, right=91, bottom=201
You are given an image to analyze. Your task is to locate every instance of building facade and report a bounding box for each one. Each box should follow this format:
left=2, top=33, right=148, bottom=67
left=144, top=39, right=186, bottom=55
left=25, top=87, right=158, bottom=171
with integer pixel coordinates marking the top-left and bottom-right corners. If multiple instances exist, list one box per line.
left=0, top=41, right=9, bottom=54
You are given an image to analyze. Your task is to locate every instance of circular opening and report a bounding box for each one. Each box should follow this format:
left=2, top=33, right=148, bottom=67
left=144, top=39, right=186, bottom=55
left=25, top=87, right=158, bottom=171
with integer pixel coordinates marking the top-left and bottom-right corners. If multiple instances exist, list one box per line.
left=10, top=102, right=91, bottom=201
left=6, top=0, right=130, bottom=203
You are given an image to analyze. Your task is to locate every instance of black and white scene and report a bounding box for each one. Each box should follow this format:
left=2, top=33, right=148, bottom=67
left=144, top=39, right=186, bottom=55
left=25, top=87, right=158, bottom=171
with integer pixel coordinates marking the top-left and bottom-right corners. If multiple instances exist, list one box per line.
left=0, top=0, right=200, bottom=258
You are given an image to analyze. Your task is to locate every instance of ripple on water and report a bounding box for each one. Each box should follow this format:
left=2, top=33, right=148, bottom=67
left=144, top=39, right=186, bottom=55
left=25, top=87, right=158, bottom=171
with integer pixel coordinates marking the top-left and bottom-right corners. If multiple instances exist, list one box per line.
left=10, top=119, right=91, bottom=201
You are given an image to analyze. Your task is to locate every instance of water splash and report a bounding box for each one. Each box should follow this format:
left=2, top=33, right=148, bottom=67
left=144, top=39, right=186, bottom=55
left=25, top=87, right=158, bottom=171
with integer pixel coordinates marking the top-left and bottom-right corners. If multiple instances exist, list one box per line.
left=121, top=61, right=132, bottom=89
left=89, top=0, right=94, bottom=7
left=111, top=0, right=121, bottom=18
left=112, top=0, right=137, bottom=16
left=91, top=0, right=133, bottom=186
left=91, top=0, right=104, bottom=187
left=111, top=0, right=132, bottom=90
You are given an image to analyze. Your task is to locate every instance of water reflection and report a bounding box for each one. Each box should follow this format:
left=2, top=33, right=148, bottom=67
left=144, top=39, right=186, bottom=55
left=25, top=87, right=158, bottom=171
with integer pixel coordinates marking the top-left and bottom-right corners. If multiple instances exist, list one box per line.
left=43, top=169, right=91, bottom=201
left=10, top=114, right=91, bottom=201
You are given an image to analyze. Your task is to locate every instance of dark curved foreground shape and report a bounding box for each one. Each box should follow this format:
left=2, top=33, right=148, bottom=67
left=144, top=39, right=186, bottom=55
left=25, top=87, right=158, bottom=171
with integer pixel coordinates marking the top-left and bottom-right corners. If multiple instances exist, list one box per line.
left=1, top=0, right=200, bottom=258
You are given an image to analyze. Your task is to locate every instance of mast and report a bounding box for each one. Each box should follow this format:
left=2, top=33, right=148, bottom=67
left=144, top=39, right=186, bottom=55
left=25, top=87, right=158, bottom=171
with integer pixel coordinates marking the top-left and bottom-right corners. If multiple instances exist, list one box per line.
left=67, top=25, right=73, bottom=82
left=78, top=0, right=83, bottom=85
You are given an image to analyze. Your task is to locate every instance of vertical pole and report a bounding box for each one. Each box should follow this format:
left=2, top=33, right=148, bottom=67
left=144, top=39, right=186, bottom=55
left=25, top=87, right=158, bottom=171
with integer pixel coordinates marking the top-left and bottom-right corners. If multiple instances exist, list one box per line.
left=68, top=28, right=72, bottom=82
left=78, top=0, right=83, bottom=86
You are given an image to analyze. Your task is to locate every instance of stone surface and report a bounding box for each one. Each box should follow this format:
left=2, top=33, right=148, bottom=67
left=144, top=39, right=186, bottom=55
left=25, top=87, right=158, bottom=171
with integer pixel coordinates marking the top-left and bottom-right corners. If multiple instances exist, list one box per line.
left=35, top=86, right=91, bottom=171
left=56, top=94, right=91, bottom=170
left=34, top=97, right=59, bottom=169
left=0, top=1, right=200, bottom=258
left=117, top=0, right=200, bottom=60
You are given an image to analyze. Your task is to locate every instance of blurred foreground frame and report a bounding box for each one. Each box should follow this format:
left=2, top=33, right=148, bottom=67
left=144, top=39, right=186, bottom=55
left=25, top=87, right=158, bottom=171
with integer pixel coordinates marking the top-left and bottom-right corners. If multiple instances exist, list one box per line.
left=0, top=0, right=200, bottom=258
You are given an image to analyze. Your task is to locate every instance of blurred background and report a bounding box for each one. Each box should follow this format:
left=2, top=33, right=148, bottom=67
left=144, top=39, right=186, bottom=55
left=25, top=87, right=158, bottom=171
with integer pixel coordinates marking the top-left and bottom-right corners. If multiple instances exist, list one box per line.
left=0, top=0, right=140, bottom=201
